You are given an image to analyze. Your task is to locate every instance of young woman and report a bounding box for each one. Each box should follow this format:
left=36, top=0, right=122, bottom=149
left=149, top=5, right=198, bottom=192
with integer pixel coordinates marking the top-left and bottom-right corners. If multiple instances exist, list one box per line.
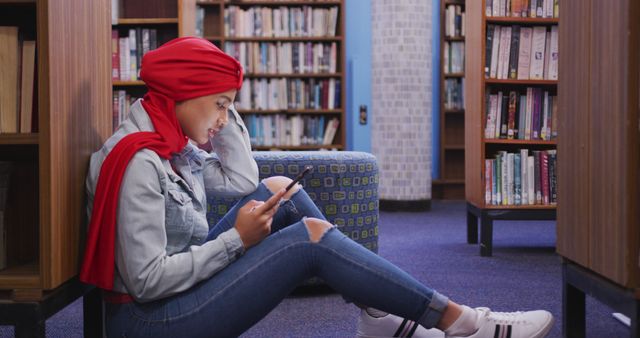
left=80, top=37, right=553, bottom=338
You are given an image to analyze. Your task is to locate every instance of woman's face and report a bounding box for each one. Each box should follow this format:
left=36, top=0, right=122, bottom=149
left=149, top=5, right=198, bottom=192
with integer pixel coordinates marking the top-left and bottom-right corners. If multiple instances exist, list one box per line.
left=175, top=89, right=237, bottom=145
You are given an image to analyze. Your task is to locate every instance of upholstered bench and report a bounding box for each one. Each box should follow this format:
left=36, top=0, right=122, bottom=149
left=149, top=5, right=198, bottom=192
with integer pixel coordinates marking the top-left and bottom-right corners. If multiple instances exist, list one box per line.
left=206, top=151, right=379, bottom=253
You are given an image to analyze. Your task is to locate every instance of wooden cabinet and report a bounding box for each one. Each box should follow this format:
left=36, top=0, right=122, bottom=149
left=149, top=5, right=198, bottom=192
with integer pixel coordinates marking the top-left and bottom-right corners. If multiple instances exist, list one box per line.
left=0, top=0, right=110, bottom=292
left=557, top=0, right=639, bottom=287
left=558, top=0, right=640, bottom=335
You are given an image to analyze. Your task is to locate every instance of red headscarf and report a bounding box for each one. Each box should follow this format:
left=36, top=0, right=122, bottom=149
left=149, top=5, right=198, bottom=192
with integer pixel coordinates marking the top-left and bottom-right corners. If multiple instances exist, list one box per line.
left=79, top=37, right=243, bottom=290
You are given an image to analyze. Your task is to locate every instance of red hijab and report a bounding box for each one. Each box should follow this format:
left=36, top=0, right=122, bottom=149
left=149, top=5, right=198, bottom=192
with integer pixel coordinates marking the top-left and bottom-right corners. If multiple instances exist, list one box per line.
left=79, top=37, right=243, bottom=290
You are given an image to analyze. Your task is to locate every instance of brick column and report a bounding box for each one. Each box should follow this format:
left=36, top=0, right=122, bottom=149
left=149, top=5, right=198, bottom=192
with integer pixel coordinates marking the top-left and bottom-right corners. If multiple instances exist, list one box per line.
left=371, top=0, right=432, bottom=208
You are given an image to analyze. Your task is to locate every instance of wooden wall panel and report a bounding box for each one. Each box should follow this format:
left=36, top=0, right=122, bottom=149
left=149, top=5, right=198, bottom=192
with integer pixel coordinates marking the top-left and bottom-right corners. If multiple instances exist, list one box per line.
left=556, top=0, right=591, bottom=267
left=464, top=0, right=483, bottom=207
left=41, top=0, right=111, bottom=289
left=588, top=0, right=635, bottom=287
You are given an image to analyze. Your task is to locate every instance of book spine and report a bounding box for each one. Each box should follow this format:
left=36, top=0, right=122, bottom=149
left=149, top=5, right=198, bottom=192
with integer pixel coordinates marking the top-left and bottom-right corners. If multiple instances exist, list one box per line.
left=508, top=26, right=520, bottom=79
left=485, top=159, right=493, bottom=205
left=548, top=150, right=557, bottom=204
left=541, top=150, right=549, bottom=204
left=533, top=150, right=542, bottom=204
left=507, top=91, right=517, bottom=139
left=520, top=149, right=529, bottom=205
left=514, top=153, right=521, bottom=205
left=485, top=25, right=494, bottom=78
left=500, top=93, right=509, bottom=138
left=516, top=27, right=532, bottom=80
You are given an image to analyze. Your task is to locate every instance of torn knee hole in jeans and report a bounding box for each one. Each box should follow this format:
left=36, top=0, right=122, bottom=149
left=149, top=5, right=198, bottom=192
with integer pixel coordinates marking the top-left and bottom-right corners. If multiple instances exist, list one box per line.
left=302, top=217, right=335, bottom=243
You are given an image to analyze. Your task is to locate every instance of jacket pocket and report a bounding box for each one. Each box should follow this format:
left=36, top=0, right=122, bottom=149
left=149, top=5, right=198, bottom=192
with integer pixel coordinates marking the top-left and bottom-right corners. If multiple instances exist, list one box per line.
left=165, top=188, right=195, bottom=253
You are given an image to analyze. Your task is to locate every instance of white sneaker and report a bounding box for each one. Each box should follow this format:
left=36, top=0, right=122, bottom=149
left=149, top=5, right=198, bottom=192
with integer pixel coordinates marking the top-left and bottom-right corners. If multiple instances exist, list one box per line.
left=446, top=308, right=554, bottom=338
left=356, top=309, right=445, bottom=338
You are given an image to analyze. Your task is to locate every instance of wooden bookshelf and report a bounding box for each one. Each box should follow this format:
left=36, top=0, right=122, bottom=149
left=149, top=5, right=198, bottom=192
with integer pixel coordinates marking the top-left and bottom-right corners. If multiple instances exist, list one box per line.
left=0, top=0, right=111, bottom=292
left=111, top=0, right=192, bottom=132
left=433, top=0, right=466, bottom=200
left=187, top=0, right=346, bottom=150
left=464, top=0, right=559, bottom=256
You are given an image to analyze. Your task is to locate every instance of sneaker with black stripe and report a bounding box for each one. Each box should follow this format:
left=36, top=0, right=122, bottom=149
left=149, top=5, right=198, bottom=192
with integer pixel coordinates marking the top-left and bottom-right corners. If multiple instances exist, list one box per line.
left=356, top=309, right=445, bottom=338
left=446, top=308, right=554, bottom=338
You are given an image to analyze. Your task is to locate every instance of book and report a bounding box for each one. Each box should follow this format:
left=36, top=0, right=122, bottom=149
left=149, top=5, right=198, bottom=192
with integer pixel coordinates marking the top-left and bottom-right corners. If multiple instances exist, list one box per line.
left=543, top=30, right=551, bottom=79
left=548, top=25, right=559, bottom=80
left=527, top=155, right=535, bottom=204
left=500, top=93, right=509, bottom=138
left=20, top=41, right=36, bottom=134
left=507, top=91, right=517, bottom=139
left=111, top=30, right=119, bottom=81
left=529, top=26, right=547, bottom=80
left=516, top=27, right=533, bottom=80
left=520, top=149, right=529, bottom=204
left=514, top=153, right=522, bottom=205
left=506, top=153, right=514, bottom=205
left=485, top=25, right=495, bottom=78
left=497, top=26, right=512, bottom=80
left=0, top=26, right=20, bottom=133
left=489, top=26, right=501, bottom=78
left=540, top=150, right=549, bottom=204
left=492, top=158, right=498, bottom=205
left=508, top=26, right=520, bottom=79
left=322, top=117, right=339, bottom=145
left=485, top=159, right=493, bottom=205
left=533, top=151, right=542, bottom=204
left=485, top=94, right=498, bottom=138
left=548, top=150, right=557, bottom=204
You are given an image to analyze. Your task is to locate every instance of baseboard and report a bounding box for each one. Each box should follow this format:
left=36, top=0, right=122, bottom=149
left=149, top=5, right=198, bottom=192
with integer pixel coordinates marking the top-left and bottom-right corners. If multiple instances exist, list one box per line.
left=379, top=199, right=431, bottom=212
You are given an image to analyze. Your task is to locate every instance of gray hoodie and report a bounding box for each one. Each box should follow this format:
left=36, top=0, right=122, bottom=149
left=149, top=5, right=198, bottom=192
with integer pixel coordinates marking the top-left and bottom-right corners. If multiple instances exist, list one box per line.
left=85, top=99, right=258, bottom=302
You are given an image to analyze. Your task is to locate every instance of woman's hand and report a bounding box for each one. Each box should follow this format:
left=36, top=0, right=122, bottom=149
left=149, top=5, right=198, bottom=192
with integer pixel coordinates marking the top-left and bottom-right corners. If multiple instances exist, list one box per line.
left=234, top=188, right=287, bottom=249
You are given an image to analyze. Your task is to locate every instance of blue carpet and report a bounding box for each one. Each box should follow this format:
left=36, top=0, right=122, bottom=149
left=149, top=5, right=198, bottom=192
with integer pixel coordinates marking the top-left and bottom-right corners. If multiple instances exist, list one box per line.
left=0, top=201, right=630, bottom=337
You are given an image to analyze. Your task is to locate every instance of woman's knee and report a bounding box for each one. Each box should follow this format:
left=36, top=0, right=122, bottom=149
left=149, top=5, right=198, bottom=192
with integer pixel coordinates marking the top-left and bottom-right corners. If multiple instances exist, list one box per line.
left=261, top=176, right=300, bottom=199
left=302, top=217, right=333, bottom=243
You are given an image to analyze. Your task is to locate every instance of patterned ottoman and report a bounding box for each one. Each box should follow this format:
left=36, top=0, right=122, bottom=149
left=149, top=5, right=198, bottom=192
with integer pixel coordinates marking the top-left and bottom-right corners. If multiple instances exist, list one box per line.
left=206, top=151, right=379, bottom=253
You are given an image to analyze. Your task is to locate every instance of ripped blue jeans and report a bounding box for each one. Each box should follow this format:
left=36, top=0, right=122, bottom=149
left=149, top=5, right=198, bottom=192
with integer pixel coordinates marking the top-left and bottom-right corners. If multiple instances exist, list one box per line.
left=105, top=183, right=449, bottom=337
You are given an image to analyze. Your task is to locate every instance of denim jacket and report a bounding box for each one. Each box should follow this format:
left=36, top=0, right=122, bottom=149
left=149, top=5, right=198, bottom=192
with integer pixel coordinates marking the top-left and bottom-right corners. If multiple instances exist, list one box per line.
left=85, top=99, right=258, bottom=302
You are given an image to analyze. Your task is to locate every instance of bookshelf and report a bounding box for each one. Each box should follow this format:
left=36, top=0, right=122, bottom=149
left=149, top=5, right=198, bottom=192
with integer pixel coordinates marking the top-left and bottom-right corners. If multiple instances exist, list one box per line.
left=465, top=0, right=559, bottom=256
left=111, top=0, right=192, bottom=131
left=190, top=0, right=346, bottom=150
left=433, top=0, right=466, bottom=200
left=557, top=0, right=639, bottom=334
left=0, top=0, right=110, bottom=292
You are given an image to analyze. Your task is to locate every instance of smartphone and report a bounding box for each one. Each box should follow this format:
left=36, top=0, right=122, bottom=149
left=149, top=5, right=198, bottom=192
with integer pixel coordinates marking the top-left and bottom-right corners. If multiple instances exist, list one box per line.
left=285, top=165, right=313, bottom=192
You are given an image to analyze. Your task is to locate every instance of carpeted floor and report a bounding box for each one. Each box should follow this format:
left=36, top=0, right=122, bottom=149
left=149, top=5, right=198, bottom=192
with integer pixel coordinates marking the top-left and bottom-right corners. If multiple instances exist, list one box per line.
left=0, top=201, right=630, bottom=337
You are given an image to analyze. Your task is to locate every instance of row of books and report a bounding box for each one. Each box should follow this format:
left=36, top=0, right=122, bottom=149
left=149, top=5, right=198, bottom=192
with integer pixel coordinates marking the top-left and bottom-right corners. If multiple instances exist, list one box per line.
left=485, top=149, right=557, bottom=206
left=0, top=27, right=37, bottom=134
left=243, top=115, right=339, bottom=147
left=112, top=90, right=140, bottom=131
left=111, top=28, right=159, bottom=82
left=444, top=78, right=464, bottom=111
left=485, top=88, right=556, bottom=141
left=486, top=0, right=558, bottom=18
left=224, top=41, right=338, bottom=75
left=235, top=78, right=340, bottom=111
left=486, top=25, right=558, bottom=81
left=225, top=6, right=339, bottom=37
left=443, top=41, right=464, bottom=74
left=444, top=5, right=465, bottom=38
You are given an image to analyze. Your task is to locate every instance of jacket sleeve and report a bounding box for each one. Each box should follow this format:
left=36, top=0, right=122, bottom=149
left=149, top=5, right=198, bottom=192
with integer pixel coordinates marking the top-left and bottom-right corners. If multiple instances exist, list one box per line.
left=202, top=106, right=259, bottom=197
left=115, top=150, right=244, bottom=302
